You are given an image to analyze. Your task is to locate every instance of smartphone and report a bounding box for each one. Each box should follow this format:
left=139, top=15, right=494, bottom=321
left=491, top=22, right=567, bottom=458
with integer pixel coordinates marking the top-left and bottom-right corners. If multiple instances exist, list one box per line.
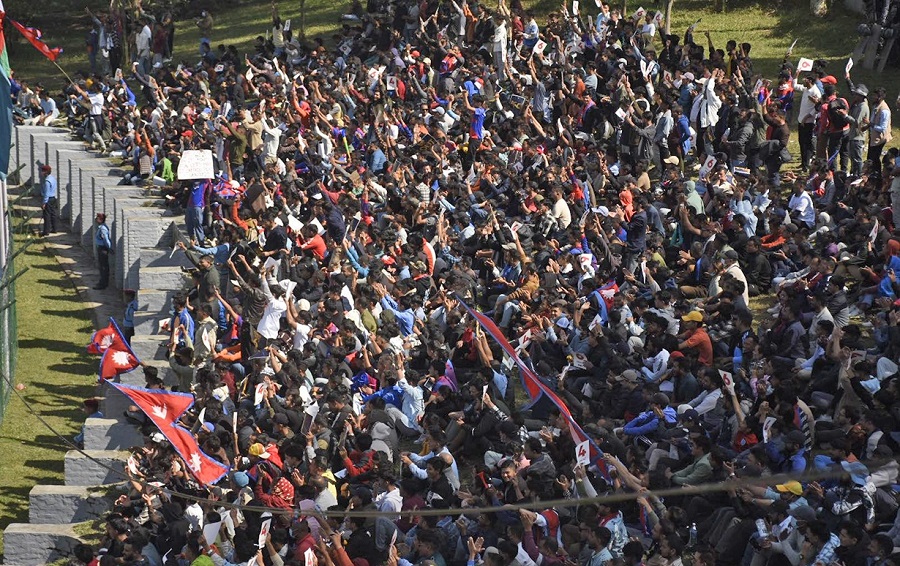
left=300, top=412, right=314, bottom=435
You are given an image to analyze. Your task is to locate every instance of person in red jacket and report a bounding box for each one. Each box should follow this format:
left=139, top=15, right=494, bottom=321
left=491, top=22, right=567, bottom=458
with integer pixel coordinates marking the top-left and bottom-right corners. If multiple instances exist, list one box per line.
left=253, top=471, right=294, bottom=509
left=339, top=432, right=378, bottom=477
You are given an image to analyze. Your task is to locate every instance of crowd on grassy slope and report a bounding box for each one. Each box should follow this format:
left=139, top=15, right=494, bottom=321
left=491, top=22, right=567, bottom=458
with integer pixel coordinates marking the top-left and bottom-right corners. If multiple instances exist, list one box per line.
left=20, top=0, right=900, bottom=565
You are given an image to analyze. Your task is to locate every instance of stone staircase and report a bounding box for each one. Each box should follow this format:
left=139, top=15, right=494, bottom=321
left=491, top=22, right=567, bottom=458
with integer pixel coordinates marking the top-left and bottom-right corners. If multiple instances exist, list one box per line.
left=2, top=126, right=195, bottom=565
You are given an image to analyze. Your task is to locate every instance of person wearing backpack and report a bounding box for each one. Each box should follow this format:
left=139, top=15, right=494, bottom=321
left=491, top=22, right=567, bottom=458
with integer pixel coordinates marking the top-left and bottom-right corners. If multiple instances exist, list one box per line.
left=815, top=76, right=839, bottom=158
left=823, top=82, right=851, bottom=170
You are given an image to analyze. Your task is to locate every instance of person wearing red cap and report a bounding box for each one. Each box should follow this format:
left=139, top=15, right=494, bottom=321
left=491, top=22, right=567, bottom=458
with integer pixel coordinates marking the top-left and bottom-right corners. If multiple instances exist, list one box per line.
left=39, top=164, right=58, bottom=236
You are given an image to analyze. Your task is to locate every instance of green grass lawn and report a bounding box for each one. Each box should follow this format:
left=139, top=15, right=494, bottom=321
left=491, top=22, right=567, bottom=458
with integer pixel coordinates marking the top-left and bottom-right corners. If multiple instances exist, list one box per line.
left=0, top=237, right=97, bottom=557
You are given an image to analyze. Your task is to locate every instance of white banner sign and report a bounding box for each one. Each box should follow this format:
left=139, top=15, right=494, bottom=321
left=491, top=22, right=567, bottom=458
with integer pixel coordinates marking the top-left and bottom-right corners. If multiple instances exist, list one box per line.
left=177, top=149, right=215, bottom=180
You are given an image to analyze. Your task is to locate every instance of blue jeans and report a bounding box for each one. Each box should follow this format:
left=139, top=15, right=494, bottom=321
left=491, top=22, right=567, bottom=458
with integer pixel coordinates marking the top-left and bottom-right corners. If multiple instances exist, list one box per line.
left=186, top=206, right=205, bottom=242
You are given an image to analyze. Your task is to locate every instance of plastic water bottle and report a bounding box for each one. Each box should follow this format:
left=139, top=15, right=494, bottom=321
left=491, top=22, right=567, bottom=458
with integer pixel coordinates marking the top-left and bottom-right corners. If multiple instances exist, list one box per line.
left=689, top=522, right=698, bottom=547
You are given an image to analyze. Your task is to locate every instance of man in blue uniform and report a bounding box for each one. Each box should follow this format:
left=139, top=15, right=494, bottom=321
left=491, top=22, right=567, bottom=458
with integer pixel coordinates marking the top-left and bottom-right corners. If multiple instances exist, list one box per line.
left=40, top=164, right=58, bottom=236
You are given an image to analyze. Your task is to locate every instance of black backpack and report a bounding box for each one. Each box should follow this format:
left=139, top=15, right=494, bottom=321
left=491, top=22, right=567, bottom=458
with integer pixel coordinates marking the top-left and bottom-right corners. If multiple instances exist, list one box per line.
left=827, top=98, right=850, bottom=129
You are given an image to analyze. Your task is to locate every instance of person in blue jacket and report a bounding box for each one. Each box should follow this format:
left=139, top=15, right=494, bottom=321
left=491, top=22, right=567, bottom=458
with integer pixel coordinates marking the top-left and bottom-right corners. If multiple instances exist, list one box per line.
left=622, top=392, right=678, bottom=441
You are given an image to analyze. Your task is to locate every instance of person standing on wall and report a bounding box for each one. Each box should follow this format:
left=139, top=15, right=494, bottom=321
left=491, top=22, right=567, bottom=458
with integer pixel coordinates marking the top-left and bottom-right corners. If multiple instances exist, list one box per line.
left=39, top=164, right=58, bottom=237
left=94, top=213, right=112, bottom=290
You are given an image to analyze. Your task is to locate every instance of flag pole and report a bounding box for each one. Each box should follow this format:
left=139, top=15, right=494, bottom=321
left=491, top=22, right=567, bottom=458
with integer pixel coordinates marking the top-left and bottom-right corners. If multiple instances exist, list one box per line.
left=51, top=60, right=73, bottom=85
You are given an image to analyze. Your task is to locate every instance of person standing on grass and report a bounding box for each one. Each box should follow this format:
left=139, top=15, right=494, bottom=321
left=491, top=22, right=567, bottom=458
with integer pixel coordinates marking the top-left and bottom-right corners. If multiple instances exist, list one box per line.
left=795, top=74, right=821, bottom=172
left=39, top=164, right=57, bottom=237
left=864, top=86, right=892, bottom=166
left=94, top=213, right=112, bottom=290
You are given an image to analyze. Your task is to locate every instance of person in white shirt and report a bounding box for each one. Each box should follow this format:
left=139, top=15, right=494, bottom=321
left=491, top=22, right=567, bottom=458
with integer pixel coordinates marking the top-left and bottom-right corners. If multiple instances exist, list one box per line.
left=492, top=16, right=508, bottom=79
left=373, top=474, right=404, bottom=519
left=550, top=187, right=572, bottom=230
left=260, top=115, right=283, bottom=165
left=787, top=182, right=816, bottom=229
left=136, top=20, right=152, bottom=74
left=690, top=70, right=722, bottom=157
left=794, top=75, right=821, bottom=171
left=257, top=270, right=287, bottom=342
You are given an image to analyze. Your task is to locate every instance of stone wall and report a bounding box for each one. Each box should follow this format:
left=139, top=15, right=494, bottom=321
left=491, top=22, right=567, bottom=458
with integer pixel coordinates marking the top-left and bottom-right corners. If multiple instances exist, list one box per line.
left=3, top=126, right=191, bottom=565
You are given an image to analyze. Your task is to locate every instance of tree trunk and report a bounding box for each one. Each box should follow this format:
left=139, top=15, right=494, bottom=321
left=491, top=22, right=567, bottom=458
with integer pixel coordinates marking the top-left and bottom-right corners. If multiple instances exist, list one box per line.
left=664, top=0, right=674, bottom=35
left=713, top=0, right=725, bottom=13
left=299, top=0, right=306, bottom=40
left=622, top=0, right=627, bottom=17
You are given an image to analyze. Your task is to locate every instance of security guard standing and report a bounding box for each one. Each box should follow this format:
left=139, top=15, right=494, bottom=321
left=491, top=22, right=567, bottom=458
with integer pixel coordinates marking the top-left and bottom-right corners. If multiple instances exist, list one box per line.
left=40, top=164, right=58, bottom=236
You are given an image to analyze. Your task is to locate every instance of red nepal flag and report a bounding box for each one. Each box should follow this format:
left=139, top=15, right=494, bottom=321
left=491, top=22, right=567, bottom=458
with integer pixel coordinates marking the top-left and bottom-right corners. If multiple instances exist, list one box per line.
left=97, top=319, right=140, bottom=380
left=8, top=19, right=62, bottom=62
left=456, top=295, right=610, bottom=479
left=87, top=323, right=117, bottom=355
left=88, top=318, right=127, bottom=355
left=111, top=382, right=230, bottom=485
left=99, top=345, right=140, bottom=380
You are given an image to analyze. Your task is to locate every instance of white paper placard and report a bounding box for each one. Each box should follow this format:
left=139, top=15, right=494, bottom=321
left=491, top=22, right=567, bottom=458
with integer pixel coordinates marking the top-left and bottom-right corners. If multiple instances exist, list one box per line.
left=572, top=0, right=579, bottom=14
left=797, top=58, right=814, bottom=72
left=762, top=416, right=777, bottom=443
left=719, top=369, right=735, bottom=395
left=203, top=521, right=222, bottom=547
left=258, top=516, right=272, bottom=548
left=699, top=155, right=717, bottom=179
left=845, top=58, right=854, bottom=75
left=254, top=382, right=267, bottom=406
left=177, top=150, right=215, bottom=180
left=575, top=439, right=591, bottom=466
left=533, top=40, right=547, bottom=54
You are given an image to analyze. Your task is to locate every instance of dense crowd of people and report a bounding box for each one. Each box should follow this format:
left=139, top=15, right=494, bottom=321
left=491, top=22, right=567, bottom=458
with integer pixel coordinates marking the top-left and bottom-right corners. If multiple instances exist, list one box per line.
left=20, top=0, right=900, bottom=565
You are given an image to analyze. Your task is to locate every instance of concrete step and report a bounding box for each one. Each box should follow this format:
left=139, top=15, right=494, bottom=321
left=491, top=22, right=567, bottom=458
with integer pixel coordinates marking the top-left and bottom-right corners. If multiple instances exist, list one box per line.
left=29, top=485, right=115, bottom=524
left=2, top=523, right=87, bottom=565
left=100, top=385, right=135, bottom=421
left=138, top=288, right=177, bottom=313
left=82, top=417, right=144, bottom=451
left=133, top=310, right=175, bottom=336
left=64, top=449, right=128, bottom=486
left=130, top=334, right=167, bottom=362
left=138, top=266, right=189, bottom=292
left=140, top=247, right=193, bottom=269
